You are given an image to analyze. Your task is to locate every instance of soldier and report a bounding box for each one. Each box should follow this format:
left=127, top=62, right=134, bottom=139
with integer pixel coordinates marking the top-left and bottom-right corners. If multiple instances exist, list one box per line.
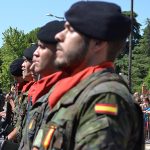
left=19, top=20, right=66, bottom=150
left=7, top=44, right=38, bottom=142
left=4, top=58, right=25, bottom=132
left=9, top=58, right=26, bottom=99
left=1, top=45, right=38, bottom=150
left=32, top=1, right=144, bottom=150
left=0, top=58, right=26, bottom=150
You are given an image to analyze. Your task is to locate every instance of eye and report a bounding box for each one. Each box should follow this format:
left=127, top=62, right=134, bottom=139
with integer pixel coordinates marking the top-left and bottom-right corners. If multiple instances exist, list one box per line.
left=65, top=23, right=74, bottom=32
left=37, top=41, right=47, bottom=49
left=39, top=44, right=46, bottom=49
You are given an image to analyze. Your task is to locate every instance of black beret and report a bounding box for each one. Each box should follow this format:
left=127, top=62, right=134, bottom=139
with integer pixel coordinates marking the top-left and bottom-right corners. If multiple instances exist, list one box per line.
left=9, top=58, right=24, bottom=77
left=37, top=20, right=65, bottom=44
left=23, top=44, right=38, bottom=61
left=65, top=1, right=131, bottom=41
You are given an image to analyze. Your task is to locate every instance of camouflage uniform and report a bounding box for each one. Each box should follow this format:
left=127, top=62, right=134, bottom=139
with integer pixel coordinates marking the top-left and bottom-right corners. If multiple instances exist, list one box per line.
left=19, top=91, right=51, bottom=150
left=14, top=91, right=28, bottom=142
left=1, top=90, right=22, bottom=137
left=12, top=82, right=27, bottom=127
left=0, top=86, right=28, bottom=149
left=33, top=70, right=144, bottom=150
left=12, top=93, right=22, bottom=127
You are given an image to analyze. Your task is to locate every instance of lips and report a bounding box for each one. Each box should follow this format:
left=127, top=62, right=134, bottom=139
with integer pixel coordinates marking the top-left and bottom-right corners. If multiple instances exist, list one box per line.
left=56, top=47, right=62, bottom=52
left=56, top=45, right=63, bottom=55
left=32, top=60, right=38, bottom=63
left=56, top=43, right=63, bottom=51
left=56, top=50, right=63, bottom=57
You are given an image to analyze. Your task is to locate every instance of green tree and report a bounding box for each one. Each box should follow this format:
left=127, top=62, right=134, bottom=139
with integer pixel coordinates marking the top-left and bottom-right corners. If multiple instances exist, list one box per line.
left=115, top=14, right=150, bottom=93
left=116, top=11, right=141, bottom=75
left=0, top=27, right=38, bottom=92
left=131, top=19, right=150, bottom=92
left=144, top=69, right=150, bottom=89
left=25, top=28, right=39, bottom=44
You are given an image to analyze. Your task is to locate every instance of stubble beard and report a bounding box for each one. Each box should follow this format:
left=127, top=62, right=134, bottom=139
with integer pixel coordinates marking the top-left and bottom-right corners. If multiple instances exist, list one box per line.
left=55, top=42, right=89, bottom=74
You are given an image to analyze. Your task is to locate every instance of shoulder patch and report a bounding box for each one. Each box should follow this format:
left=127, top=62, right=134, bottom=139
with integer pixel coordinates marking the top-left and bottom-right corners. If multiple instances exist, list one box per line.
left=28, top=119, right=35, bottom=130
left=43, top=125, right=56, bottom=149
left=94, top=103, right=118, bottom=115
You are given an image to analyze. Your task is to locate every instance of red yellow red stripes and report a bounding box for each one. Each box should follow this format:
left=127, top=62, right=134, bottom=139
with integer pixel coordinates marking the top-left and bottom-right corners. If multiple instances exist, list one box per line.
left=28, top=119, right=35, bottom=130
left=43, top=126, right=56, bottom=150
left=94, top=103, right=118, bottom=115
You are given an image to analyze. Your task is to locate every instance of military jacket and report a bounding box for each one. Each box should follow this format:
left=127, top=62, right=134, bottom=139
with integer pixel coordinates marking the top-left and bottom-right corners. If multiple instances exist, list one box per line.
left=12, top=93, right=21, bottom=126
left=33, top=70, right=144, bottom=150
left=14, top=91, right=28, bottom=142
left=19, top=91, right=51, bottom=150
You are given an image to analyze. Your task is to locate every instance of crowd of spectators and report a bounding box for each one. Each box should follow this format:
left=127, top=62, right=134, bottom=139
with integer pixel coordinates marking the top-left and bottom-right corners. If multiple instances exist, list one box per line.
left=133, top=91, right=150, bottom=141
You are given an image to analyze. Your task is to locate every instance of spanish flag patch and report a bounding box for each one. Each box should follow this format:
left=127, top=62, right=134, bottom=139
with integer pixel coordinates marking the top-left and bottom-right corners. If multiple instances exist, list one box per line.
left=94, top=103, right=118, bottom=115
left=28, top=119, right=35, bottom=130
left=43, top=125, right=56, bottom=150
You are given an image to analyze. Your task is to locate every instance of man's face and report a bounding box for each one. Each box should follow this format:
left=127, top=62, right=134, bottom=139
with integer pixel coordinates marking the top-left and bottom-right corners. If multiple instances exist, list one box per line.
left=32, top=40, right=56, bottom=77
left=22, top=58, right=32, bottom=81
left=55, top=22, right=89, bottom=73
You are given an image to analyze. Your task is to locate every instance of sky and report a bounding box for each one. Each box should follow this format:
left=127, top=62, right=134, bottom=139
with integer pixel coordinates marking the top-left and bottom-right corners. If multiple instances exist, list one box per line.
left=0, top=0, right=149, bottom=47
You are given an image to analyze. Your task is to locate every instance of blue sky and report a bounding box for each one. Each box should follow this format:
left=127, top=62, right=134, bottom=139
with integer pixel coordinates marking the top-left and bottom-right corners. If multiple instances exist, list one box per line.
left=0, top=0, right=149, bottom=47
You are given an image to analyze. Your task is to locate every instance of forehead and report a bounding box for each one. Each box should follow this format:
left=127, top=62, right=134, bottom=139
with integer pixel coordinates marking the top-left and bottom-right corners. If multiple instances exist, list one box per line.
left=23, top=56, right=27, bottom=60
left=37, top=40, right=55, bottom=48
left=37, top=40, right=44, bottom=45
left=64, top=21, right=74, bottom=29
left=23, top=56, right=32, bottom=63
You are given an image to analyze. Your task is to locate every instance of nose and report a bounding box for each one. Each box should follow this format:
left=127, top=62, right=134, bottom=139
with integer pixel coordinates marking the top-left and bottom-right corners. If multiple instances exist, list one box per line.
left=21, top=61, right=25, bottom=68
left=55, top=30, right=64, bottom=42
left=33, top=47, right=39, bottom=57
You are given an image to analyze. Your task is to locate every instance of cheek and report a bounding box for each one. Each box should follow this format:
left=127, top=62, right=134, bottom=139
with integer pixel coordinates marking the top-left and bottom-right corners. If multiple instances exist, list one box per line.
left=42, top=53, right=55, bottom=67
left=42, top=51, right=53, bottom=60
left=26, top=63, right=31, bottom=71
left=26, top=67, right=31, bottom=74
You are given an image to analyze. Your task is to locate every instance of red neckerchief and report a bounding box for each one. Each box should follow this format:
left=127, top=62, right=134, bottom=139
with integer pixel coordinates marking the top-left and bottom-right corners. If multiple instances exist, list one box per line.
left=28, top=71, right=65, bottom=105
left=48, top=62, right=114, bottom=109
left=21, top=81, right=35, bottom=93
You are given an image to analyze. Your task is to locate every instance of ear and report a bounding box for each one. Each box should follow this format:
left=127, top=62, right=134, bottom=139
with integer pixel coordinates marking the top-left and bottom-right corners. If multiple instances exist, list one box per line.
left=94, top=40, right=107, bottom=53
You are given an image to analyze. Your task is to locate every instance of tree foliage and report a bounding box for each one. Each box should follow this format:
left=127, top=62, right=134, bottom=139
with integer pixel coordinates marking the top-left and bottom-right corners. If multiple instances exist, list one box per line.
left=116, top=11, right=141, bottom=74
left=115, top=13, right=150, bottom=93
left=0, top=27, right=39, bottom=91
left=144, top=69, right=150, bottom=89
left=0, top=12, right=149, bottom=94
left=132, top=19, right=150, bottom=92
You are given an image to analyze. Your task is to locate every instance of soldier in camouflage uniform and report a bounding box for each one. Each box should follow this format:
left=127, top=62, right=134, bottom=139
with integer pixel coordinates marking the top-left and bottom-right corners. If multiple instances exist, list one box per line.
left=9, top=58, right=28, bottom=127
left=1, top=46, right=38, bottom=150
left=32, top=1, right=144, bottom=150
left=0, top=58, right=27, bottom=149
left=6, top=58, right=25, bottom=132
left=18, top=21, right=66, bottom=150
left=7, top=44, right=38, bottom=142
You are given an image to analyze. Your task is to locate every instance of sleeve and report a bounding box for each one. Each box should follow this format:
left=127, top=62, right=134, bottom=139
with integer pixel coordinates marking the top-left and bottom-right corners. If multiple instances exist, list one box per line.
left=32, top=102, right=51, bottom=148
left=14, top=100, right=28, bottom=143
left=74, top=93, right=133, bottom=150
